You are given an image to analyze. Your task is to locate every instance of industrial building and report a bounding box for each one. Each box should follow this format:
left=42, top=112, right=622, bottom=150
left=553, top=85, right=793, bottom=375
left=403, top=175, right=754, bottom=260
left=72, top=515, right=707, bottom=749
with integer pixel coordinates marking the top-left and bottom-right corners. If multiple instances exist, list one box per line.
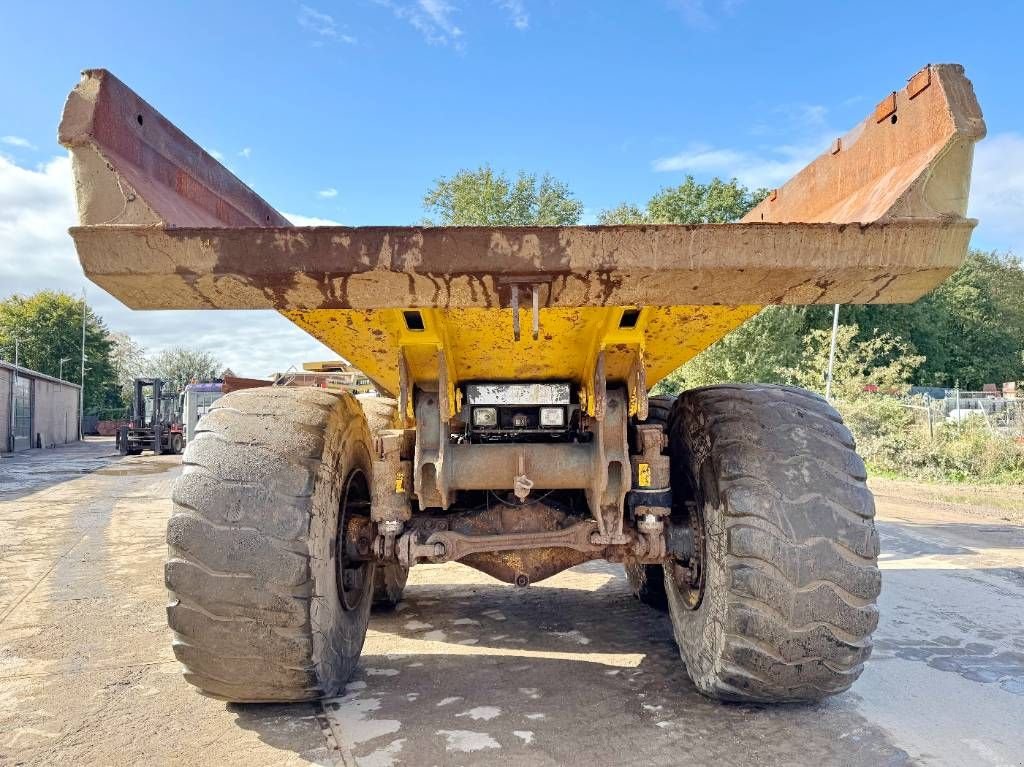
left=0, top=362, right=80, bottom=453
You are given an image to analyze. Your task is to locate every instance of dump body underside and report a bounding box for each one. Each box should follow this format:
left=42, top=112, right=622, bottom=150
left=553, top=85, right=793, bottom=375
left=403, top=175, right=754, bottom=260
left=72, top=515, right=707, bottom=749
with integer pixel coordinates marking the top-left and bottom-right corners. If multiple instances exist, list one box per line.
left=60, top=65, right=984, bottom=404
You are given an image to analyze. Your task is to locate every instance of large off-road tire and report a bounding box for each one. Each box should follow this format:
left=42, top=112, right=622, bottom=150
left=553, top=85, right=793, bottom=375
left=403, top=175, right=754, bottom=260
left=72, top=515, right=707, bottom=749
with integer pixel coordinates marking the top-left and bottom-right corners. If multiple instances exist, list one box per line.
left=356, top=396, right=410, bottom=610
left=664, top=384, right=880, bottom=703
left=165, top=387, right=375, bottom=703
left=624, top=394, right=675, bottom=610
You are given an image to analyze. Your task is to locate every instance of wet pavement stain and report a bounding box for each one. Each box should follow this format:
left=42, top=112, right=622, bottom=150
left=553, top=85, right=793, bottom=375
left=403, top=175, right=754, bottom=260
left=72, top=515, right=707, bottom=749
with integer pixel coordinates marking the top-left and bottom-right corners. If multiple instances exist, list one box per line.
left=1, top=440, right=1023, bottom=765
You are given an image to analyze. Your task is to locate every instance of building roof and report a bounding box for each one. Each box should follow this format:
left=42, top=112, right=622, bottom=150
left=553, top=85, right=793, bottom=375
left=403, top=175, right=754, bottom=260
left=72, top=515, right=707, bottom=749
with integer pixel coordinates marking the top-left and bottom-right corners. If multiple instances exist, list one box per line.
left=184, top=382, right=224, bottom=392
left=0, top=360, right=82, bottom=389
left=302, top=360, right=356, bottom=373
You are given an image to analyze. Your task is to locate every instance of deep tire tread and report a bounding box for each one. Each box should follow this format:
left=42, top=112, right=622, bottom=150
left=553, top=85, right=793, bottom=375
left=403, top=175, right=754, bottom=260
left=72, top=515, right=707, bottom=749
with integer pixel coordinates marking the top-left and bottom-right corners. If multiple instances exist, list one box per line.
left=665, top=383, right=880, bottom=703
left=164, top=387, right=373, bottom=703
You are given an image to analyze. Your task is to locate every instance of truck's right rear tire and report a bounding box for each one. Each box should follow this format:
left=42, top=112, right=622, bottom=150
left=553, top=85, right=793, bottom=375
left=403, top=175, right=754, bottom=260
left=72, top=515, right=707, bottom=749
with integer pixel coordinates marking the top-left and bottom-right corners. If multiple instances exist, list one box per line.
left=664, top=384, right=881, bottom=703
left=165, top=387, right=375, bottom=703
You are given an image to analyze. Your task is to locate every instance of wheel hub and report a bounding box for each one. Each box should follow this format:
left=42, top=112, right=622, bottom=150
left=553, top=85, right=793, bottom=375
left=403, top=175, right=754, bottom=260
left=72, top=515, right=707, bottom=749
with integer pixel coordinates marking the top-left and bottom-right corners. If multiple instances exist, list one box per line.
left=337, top=469, right=372, bottom=611
left=671, top=500, right=705, bottom=609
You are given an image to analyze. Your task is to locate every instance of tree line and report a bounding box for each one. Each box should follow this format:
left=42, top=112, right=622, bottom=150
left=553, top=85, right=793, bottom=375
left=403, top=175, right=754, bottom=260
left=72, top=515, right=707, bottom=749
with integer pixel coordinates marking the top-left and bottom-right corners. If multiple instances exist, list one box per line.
left=0, top=291, right=222, bottom=414
left=425, top=166, right=1024, bottom=392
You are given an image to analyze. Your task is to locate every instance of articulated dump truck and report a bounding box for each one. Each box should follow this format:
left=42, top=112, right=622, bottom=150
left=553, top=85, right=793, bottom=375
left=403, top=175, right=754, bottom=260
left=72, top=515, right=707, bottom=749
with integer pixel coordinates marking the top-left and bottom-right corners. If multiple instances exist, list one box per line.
left=60, top=64, right=984, bottom=703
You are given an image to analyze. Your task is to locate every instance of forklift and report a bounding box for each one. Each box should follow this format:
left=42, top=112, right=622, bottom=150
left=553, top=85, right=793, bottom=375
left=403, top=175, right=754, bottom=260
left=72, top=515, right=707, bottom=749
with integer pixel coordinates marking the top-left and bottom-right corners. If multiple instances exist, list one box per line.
left=117, top=378, right=185, bottom=455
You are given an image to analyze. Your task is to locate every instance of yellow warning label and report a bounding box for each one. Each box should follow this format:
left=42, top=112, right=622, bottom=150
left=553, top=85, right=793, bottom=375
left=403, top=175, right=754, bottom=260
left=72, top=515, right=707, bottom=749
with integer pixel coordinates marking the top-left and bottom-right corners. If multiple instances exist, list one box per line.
left=638, top=463, right=651, bottom=487
left=395, top=471, right=405, bottom=494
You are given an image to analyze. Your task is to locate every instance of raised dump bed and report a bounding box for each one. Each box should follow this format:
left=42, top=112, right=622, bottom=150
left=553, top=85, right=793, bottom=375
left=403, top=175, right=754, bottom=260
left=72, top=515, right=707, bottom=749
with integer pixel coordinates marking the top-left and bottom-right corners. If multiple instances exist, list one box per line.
left=60, top=64, right=984, bottom=704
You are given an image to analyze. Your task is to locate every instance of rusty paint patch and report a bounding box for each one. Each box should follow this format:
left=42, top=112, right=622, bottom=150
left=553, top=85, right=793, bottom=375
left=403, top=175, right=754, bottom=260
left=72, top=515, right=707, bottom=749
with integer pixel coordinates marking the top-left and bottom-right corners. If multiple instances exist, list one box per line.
left=907, top=66, right=932, bottom=99
left=874, top=92, right=898, bottom=123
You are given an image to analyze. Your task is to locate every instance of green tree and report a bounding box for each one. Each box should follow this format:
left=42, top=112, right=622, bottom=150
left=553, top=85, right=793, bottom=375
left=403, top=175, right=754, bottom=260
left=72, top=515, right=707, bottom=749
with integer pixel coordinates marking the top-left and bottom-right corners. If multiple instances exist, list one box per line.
left=423, top=165, right=583, bottom=226
left=599, top=176, right=769, bottom=225
left=802, top=251, right=1024, bottom=389
left=786, top=324, right=924, bottom=398
left=654, top=307, right=805, bottom=394
left=109, top=332, right=148, bottom=403
left=598, top=202, right=649, bottom=225
left=0, top=291, right=119, bottom=410
left=148, top=346, right=221, bottom=392
left=913, top=251, right=1022, bottom=388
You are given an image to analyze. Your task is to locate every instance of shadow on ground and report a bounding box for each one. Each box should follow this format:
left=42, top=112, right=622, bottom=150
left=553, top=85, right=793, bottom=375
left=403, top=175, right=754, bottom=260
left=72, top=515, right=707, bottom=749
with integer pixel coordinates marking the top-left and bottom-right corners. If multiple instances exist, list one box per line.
left=231, top=562, right=911, bottom=767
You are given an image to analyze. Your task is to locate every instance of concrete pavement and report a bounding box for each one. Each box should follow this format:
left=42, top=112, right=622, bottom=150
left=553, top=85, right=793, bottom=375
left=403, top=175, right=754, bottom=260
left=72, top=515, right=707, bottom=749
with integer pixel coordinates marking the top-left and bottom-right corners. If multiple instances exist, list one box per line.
left=1, top=440, right=1022, bottom=766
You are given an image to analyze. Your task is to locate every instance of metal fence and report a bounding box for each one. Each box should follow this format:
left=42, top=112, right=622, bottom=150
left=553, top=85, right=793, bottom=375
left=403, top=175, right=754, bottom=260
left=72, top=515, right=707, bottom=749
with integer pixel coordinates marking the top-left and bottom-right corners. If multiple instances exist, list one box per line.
left=893, top=390, right=1024, bottom=439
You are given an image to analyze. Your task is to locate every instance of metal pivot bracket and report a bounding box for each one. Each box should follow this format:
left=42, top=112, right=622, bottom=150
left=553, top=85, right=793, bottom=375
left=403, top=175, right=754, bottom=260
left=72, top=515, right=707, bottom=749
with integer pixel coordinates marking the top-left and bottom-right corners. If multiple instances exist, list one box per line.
left=498, top=276, right=551, bottom=342
left=586, top=386, right=630, bottom=545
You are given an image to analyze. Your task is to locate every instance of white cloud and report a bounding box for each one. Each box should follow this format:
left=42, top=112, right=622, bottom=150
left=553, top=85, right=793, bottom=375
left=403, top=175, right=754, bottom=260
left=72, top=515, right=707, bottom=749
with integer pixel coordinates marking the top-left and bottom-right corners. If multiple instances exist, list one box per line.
left=1, top=135, right=36, bottom=150
left=208, top=148, right=225, bottom=161
left=318, top=187, right=339, bottom=198
left=653, top=97, right=834, bottom=190
left=0, top=153, right=336, bottom=377
left=651, top=139, right=825, bottom=189
left=283, top=212, right=343, bottom=226
left=667, top=0, right=711, bottom=27
left=238, top=147, right=252, bottom=159
left=375, top=0, right=464, bottom=48
left=969, top=132, right=1024, bottom=255
left=0, top=155, right=77, bottom=283
left=496, top=0, right=528, bottom=29
left=298, top=4, right=336, bottom=35
left=297, top=4, right=357, bottom=44
left=666, top=0, right=743, bottom=28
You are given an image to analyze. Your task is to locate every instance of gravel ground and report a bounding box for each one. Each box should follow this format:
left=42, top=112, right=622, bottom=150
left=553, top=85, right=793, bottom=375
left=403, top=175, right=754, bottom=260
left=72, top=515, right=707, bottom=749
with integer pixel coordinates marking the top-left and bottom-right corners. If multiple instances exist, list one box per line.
left=1, top=439, right=1022, bottom=766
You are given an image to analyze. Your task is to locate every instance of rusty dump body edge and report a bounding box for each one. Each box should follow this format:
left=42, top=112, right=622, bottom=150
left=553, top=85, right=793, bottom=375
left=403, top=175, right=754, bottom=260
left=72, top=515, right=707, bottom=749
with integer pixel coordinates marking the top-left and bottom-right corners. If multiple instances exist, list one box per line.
left=59, top=65, right=985, bottom=397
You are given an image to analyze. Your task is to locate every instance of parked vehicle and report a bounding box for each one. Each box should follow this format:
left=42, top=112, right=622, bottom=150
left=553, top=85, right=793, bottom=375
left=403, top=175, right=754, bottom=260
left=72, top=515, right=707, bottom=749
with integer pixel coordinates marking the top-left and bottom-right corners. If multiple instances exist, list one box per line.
left=181, top=381, right=223, bottom=443
left=117, top=378, right=184, bottom=455
left=947, top=407, right=988, bottom=424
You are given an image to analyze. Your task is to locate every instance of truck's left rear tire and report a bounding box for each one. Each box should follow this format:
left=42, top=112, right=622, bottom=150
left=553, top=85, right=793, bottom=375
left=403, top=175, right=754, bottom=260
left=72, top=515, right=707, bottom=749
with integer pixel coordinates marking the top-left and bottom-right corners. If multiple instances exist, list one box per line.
left=165, top=387, right=374, bottom=702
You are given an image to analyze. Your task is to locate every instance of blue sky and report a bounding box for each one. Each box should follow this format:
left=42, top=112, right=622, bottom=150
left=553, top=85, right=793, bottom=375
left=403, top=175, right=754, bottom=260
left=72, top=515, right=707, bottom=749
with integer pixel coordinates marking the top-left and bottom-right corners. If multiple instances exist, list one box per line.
left=1, top=1, right=1022, bottom=376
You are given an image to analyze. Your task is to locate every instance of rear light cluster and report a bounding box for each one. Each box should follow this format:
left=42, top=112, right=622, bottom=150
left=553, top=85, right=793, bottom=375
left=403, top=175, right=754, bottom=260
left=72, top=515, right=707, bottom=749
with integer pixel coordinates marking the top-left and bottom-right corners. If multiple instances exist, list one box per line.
left=472, top=407, right=497, bottom=427
left=464, top=383, right=573, bottom=436
left=470, top=405, right=566, bottom=430
left=539, top=407, right=565, bottom=427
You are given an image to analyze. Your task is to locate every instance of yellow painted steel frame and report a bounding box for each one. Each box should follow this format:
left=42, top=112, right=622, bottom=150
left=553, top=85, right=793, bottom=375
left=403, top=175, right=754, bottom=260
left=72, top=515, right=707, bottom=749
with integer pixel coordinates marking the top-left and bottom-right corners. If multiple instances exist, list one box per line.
left=283, top=304, right=762, bottom=419
left=59, top=65, right=985, bottom=429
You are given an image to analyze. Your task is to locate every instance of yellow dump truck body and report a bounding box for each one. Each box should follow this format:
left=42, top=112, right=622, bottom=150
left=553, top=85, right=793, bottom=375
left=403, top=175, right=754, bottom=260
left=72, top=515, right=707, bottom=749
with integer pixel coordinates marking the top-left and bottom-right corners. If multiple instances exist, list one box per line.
left=59, top=64, right=984, bottom=415
left=66, top=65, right=987, bottom=705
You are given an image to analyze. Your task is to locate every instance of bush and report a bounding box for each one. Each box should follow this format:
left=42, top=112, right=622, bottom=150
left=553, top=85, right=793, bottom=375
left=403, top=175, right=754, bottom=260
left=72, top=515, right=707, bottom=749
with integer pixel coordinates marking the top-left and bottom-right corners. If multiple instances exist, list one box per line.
left=834, top=396, right=1024, bottom=483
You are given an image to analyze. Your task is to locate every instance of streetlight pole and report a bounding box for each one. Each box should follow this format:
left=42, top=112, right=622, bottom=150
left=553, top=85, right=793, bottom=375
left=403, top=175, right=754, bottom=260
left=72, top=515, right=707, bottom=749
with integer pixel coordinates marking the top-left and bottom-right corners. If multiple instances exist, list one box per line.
left=59, top=357, right=72, bottom=381
left=80, top=290, right=87, bottom=440
left=824, top=304, right=840, bottom=400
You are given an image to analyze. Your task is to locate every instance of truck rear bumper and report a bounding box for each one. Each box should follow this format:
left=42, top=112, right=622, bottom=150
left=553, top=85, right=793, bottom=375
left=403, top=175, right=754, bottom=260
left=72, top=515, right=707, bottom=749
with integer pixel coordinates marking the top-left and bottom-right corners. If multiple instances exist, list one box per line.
left=69, top=217, right=973, bottom=310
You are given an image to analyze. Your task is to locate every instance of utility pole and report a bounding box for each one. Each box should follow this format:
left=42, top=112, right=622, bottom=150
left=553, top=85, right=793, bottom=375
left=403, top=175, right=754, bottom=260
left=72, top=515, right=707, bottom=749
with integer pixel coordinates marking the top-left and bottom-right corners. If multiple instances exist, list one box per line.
left=824, top=304, right=840, bottom=400
left=80, top=289, right=87, bottom=440
left=59, top=356, right=72, bottom=381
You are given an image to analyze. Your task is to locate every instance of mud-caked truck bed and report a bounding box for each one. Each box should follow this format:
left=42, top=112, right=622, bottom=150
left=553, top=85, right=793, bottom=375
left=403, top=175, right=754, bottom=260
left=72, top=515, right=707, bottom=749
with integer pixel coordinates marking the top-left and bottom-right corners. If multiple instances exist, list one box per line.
left=59, top=63, right=984, bottom=702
